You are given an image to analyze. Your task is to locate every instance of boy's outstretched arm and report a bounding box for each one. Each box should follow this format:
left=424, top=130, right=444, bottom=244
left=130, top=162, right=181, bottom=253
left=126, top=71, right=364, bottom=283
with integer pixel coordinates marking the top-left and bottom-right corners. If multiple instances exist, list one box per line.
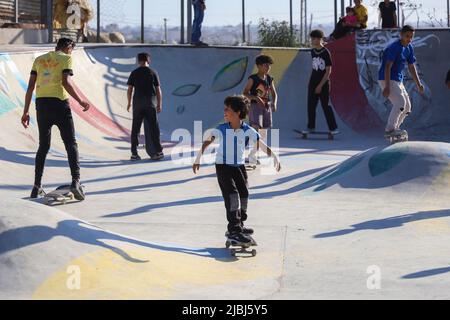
left=193, top=136, right=215, bottom=174
left=258, top=139, right=281, bottom=172
left=408, top=64, right=425, bottom=94
left=21, top=74, right=37, bottom=129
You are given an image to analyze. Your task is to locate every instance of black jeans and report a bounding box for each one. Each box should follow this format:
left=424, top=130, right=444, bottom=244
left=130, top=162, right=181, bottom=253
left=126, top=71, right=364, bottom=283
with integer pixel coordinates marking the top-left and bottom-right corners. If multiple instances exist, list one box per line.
left=35, top=98, right=80, bottom=185
left=131, top=106, right=163, bottom=156
left=216, top=164, right=249, bottom=234
left=307, top=81, right=338, bottom=131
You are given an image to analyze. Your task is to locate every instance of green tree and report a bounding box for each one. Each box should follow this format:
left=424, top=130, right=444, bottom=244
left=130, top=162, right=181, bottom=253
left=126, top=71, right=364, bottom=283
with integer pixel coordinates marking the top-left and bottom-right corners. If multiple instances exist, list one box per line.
left=257, top=18, right=299, bottom=47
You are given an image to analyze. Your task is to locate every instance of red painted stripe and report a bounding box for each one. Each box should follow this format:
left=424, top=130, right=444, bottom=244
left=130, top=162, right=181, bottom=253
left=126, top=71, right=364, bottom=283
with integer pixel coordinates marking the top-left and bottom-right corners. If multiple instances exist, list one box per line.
left=69, top=83, right=130, bottom=140
left=327, top=34, right=383, bottom=134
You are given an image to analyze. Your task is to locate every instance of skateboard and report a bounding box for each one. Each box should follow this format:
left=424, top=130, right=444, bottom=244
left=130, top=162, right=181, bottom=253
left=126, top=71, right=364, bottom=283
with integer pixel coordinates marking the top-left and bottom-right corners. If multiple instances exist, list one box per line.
left=245, top=164, right=257, bottom=171
left=294, top=129, right=339, bottom=140
left=44, top=185, right=74, bottom=205
left=385, top=131, right=408, bottom=144
left=143, top=118, right=157, bottom=158
left=225, top=232, right=257, bottom=257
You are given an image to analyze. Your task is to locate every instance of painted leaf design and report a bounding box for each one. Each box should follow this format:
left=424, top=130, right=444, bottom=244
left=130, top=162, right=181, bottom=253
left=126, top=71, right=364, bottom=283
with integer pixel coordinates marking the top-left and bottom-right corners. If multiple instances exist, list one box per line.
left=211, top=57, right=248, bottom=92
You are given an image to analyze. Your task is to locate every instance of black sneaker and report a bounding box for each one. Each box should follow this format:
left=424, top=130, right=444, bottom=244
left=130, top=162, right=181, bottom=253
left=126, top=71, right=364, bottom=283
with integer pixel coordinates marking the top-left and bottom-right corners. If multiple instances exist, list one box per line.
left=30, top=185, right=45, bottom=198
left=130, top=154, right=141, bottom=161
left=192, top=41, right=209, bottom=47
left=70, top=180, right=85, bottom=201
left=227, top=232, right=253, bottom=245
left=242, top=227, right=254, bottom=235
left=151, top=152, right=164, bottom=161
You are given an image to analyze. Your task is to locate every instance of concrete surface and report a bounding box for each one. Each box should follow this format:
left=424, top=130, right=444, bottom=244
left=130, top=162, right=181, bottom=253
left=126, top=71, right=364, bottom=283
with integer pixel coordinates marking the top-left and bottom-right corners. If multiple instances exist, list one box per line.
left=0, top=30, right=449, bottom=299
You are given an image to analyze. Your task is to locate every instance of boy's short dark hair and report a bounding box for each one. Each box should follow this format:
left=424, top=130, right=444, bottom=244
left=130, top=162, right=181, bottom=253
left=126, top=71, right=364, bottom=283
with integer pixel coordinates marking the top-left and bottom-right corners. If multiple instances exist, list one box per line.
left=310, top=29, right=324, bottom=39
left=56, top=38, right=76, bottom=50
left=346, top=7, right=355, bottom=14
left=137, top=52, right=150, bottom=63
left=224, top=95, right=250, bottom=120
left=401, top=25, right=415, bottom=33
left=255, top=55, right=274, bottom=66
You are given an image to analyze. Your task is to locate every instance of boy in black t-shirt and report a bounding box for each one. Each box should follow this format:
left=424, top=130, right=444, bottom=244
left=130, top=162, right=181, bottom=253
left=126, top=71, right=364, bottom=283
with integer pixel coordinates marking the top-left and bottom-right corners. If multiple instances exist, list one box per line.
left=127, top=52, right=164, bottom=161
left=306, top=30, right=338, bottom=134
left=242, top=55, right=278, bottom=165
left=379, top=0, right=397, bottom=29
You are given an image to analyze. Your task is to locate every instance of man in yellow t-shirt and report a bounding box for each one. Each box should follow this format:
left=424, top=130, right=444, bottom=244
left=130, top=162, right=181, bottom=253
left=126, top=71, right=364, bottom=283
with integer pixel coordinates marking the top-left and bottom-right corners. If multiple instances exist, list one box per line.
left=354, top=0, right=369, bottom=29
left=21, top=38, right=90, bottom=200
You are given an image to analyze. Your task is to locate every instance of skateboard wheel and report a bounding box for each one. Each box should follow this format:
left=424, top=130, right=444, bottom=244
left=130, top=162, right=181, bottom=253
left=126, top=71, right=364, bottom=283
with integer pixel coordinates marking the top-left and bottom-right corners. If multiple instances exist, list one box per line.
left=251, top=249, right=257, bottom=257
left=225, top=241, right=230, bottom=249
left=230, top=249, right=236, bottom=256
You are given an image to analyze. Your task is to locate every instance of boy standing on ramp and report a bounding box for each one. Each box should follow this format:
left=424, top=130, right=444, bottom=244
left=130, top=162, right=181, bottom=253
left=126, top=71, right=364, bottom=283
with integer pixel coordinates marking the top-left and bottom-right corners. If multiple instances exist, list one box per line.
left=193, top=95, right=281, bottom=246
left=127, top=52, right=164, bottom=161
left=305, top=30, right=339, bottom=135
left=21, top=38, right=90, bottom=200
left=242, top=55, right=278, bottom=166
left=378, top=25, right=424, bottom=138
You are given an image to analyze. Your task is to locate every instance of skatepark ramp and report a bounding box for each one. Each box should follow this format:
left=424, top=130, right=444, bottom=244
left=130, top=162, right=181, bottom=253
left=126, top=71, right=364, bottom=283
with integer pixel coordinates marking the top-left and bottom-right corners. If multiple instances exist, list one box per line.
left=0, top=29, right=450, bottom=299
left=300, top=141, right=450, bottom=205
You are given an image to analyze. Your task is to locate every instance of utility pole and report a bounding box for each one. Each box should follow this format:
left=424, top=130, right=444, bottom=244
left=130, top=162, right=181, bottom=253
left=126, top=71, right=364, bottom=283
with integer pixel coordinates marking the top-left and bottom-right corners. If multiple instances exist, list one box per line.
left=300, top=0, right=304, bottom=44
left=163, top=18, right=168, bottom=44
left=187, top=0, right=192, bottom=43
left=141, top=0, right=144, bottom=43
left=180, top=0, right=185, bottom=44
left=334, top=0, right=337, bottom=26
left=242, top=0, right=246, bottom=44
left=447, top=0, right=449, bottom=28
left=47, top=0, right=53, bottom=43
left=304, top=0, right=307, bottom=45
left=289, top=0, right=293, bottom=46
left=247, top=21, right=252, bottom=45
left=341, top=0, right=345, bottom=17
left=96, top=0, right=100, bottom=42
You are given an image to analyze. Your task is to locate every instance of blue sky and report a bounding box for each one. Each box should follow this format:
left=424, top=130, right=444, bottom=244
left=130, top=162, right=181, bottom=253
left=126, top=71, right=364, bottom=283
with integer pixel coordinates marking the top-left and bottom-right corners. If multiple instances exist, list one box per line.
left=89, top=0, right=449, bottom=28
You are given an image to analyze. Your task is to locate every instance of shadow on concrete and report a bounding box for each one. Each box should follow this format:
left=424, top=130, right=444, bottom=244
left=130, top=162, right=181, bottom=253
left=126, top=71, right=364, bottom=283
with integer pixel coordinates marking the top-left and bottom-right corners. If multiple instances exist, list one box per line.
left=314, top=209, right=450, bottom=238
left=0, top=219, right=233, bottom=262
left=0, top=147, right=134, bottom=169
left=88, top=173, right=216, bottom=196
left=402, top=266, right=450, bottom=279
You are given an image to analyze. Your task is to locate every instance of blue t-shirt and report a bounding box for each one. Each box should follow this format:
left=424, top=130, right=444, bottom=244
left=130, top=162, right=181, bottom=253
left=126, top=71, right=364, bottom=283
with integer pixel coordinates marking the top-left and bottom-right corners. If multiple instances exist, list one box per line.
left=212, top=122, right=260, bottom=166
left=378, top=40, right=416, bottom=82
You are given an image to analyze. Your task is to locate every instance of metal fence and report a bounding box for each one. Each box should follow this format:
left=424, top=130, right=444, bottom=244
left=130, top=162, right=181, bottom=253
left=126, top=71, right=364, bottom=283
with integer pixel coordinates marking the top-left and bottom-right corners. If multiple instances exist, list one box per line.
left=88, top=0, right=450, bottom=45
left=1, top=0, right=449, bottom=44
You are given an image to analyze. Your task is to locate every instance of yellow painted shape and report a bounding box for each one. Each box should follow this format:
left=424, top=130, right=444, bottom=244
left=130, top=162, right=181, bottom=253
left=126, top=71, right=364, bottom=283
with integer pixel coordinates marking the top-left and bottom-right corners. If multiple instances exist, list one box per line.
left=33, top=245, right=282, bottom=300
left=251, top=49, right=299, bottom=86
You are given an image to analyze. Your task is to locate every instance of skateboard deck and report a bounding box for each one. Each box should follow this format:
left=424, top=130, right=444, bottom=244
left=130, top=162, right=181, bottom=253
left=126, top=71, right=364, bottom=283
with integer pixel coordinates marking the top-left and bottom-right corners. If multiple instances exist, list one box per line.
left=143, top=118, right=157, bottom=158
left=225, top=240, right=257, bottom=257
left=44, top=185, right=74, bottom=205
left=294, top=129, right=339, bottom=140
